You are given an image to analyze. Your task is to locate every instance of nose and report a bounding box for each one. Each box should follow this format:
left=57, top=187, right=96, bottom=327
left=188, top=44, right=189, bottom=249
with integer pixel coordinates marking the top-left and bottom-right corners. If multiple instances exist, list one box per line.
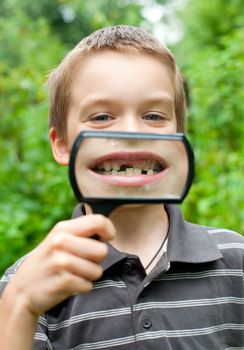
left=119, top=114, right=142, bottom=133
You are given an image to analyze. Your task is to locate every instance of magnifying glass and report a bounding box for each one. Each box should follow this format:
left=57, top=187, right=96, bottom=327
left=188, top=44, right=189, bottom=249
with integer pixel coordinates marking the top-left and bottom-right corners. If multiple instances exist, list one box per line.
left=69, top=131, right=194, bottom=217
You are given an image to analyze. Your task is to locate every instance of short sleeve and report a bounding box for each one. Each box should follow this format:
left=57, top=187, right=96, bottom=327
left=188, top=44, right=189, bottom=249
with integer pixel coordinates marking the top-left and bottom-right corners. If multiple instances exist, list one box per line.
left=0, top=256, right=28, bottom=297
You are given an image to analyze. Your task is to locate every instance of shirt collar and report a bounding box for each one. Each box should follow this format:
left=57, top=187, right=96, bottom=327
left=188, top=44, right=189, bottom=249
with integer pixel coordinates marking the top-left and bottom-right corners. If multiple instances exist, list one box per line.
left=166, top=205, right=222, bottom=263
left=72, top=203, right=222, bottom=270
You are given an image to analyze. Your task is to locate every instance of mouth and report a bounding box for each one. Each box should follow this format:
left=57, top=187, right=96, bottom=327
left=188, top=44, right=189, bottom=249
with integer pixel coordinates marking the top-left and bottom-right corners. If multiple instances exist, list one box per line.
left=88, top=152, right=168, bottom=187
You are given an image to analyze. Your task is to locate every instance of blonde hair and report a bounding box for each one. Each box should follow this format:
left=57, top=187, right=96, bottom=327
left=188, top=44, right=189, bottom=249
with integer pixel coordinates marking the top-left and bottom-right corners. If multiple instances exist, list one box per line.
left=47, top=25, right=186, bottom=138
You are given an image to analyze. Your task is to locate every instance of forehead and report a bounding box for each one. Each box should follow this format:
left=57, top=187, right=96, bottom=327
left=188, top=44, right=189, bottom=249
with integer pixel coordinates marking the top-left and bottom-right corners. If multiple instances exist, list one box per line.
left=70, top=50, right=175, bottom=105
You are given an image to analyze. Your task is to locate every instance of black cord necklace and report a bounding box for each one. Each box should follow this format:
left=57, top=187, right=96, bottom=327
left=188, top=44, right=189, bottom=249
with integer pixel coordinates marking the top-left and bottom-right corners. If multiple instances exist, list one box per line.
left=145, top=230, right=169, bottom=271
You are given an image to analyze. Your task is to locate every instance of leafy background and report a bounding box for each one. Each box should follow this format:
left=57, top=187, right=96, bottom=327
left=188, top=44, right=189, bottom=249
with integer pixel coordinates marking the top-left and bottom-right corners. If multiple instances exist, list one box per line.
left=0, top=0, right=243, bottom=275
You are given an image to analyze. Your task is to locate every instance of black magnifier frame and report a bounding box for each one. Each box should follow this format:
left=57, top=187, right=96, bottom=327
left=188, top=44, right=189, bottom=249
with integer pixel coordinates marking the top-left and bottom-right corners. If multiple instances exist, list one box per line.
left=69, top=130, right=195, bottom=216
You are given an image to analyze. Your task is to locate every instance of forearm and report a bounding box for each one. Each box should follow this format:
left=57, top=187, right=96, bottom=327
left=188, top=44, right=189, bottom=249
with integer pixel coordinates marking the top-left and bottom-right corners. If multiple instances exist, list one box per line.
left=0, top=293, right=38, bottom=350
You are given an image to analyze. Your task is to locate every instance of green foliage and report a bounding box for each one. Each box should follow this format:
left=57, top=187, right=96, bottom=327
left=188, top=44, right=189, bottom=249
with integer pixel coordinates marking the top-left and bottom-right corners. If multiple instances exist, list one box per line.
left=0, top=0, right=143, bottom=46
left=0, top=12, right=74, bottom=273
left=174, top=0, right=244, bottom=233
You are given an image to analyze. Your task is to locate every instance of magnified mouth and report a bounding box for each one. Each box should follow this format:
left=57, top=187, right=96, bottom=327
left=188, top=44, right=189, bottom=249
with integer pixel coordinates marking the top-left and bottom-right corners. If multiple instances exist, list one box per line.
left=89, top=152, right=168, bottom=187
left=93, top=159, right=164, bottom=176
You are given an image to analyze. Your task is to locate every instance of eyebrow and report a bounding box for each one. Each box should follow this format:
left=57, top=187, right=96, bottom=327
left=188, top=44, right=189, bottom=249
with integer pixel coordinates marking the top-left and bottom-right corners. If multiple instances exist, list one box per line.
left=141, top=95, right=174, bottom=107
left=77, top=94, right=174, bottom=115
left=77, top=96, right=118, bottom=115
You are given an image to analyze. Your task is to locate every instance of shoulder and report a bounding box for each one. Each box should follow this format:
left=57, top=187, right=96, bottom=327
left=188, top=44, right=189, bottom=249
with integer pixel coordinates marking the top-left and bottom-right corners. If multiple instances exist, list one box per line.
left=206, top=226, right=244, bottom=243
left=190, top=222, right=244, bottom=248
left=189, top=222, right=244, bottom=266
left=166, top=205, right=244, bottom=265
left=207, top=226, right=244, bottom=265
left=188, top=221, right=244, bottom=244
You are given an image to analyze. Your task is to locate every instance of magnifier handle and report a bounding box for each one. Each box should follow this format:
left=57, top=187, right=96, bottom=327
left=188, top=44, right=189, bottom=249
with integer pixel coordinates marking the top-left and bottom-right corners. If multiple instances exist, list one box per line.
left=90, top=201, right=119, bottom=217
left=90, top=202, right=119, bottom=240
left=72, top=202, right=115, bottom=218
left=92, top=234, right=100, bottom=240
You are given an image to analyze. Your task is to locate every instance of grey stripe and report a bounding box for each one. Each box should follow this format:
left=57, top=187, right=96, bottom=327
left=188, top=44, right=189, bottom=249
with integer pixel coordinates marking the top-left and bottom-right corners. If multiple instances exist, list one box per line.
left=155, top=269, right=244, bottom=281
left=93, top=280, right=126, bottom=290
left=15, top=254, right=30, bottom=271
left=136, top=323, right=244, bottom=339
left=70, top=334, right=136, bottom=350
left=67, top=324, right=244, bottom=349
left=48, top=307, right=131, bottom=331
left=134, top=297, right=244, bottom=311
left=34, top=332, right=53, bottom=350
left=38, top=316, right=48, bottom=327
left=218, top=243, right=244, bottom=250
left=208, top=229, right=238, bottom=235
left=0, top=274, right=14, bottom=283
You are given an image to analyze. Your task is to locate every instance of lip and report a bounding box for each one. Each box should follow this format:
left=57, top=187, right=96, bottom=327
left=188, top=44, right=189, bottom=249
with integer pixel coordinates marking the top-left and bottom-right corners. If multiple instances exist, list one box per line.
left=88, top=151, right=169, bottom=187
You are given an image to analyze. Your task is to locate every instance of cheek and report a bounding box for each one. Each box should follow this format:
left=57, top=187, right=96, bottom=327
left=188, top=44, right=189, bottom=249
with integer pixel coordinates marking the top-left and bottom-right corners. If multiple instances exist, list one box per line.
left=156, top=123, right=177, bottom=134
left=66, top=123, right=85, bottom=148
left=66, top=106, right=86, bottom=146
left=168, top=117, right=178, bottom=133
left=169, top=124, right=178, bottom=133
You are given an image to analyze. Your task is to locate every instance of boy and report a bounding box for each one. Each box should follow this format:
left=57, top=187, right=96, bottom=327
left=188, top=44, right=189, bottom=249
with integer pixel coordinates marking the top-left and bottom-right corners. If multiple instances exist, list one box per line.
left=0, top=25, right=243, bottom=349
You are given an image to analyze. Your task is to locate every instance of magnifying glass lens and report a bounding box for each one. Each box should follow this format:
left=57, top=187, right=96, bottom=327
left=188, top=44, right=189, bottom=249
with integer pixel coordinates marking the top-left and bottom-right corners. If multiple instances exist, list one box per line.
left=73, top=134, right=190, bottom=201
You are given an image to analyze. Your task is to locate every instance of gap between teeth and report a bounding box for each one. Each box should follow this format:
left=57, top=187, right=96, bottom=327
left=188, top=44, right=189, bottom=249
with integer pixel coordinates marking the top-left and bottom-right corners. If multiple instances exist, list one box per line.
left=98, top=168, right=157, bottom=176
left=97, top=161, right=160, bottom=171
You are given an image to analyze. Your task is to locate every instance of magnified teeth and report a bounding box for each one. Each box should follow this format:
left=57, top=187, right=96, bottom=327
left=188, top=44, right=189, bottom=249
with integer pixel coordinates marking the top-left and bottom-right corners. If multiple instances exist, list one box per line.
left=112, top=162, right=120, bottom=171
left=126, top=168, right=134, bottom=176
left=134, top=168, right=142, bottom=175
left=143, top=161, right=150, bottom=171
left=104, top=161, right=111, bottom=171
left=149, top=160, right=155, bottom=169
left=93, top=160, right=164, bottom=175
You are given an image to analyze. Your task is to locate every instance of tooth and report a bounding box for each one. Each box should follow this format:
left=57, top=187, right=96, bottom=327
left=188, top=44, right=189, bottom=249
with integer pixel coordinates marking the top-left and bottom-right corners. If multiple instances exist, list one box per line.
left=140, top=161, right=146, bottom=170
left=112, top=162, right=120, bottom=171
left=112, top=170, right=118, bottom=175
left=147, top=169, right=153, bottom=175
left=134, top=161, right=142, bottom=169
left=134, top=168, right=141, bottom=175
left=150, top=160, right=156, bottom=169
left=120, top=171, right=126, bottom=176
left=145, top=161, right=152, bottom=171
left=126, top=168, right=134, bottom=176
left=134, top=168, right=142, bottom=175
left=104, top=161, right=111, bottom=171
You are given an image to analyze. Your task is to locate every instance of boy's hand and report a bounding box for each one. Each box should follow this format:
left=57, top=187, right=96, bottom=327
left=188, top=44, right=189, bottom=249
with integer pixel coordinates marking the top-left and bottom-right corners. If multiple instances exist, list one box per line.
left=2, top=215, right=115, bottom=317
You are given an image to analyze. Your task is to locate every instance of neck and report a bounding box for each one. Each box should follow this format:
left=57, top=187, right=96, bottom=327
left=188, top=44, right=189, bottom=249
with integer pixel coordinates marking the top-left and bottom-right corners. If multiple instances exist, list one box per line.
left=109, top=204, right=169, bottom=269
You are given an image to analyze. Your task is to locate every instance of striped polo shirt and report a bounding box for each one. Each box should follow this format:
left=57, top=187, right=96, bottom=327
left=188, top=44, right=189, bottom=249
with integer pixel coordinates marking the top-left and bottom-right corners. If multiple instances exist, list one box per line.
left=1, top=205, right=244, bottom=349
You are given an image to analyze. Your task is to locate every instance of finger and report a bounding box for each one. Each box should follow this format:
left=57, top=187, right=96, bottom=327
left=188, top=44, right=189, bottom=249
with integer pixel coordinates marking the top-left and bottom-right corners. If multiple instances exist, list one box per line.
left=56, top=273, right=93, bottom=295
left=50, top=251, right=104, bottom=281
left=52, top=215, right=116, bottom=241
left=30, top=274, right=93, bottom=314
left=49, top=233, right=108, bottom=263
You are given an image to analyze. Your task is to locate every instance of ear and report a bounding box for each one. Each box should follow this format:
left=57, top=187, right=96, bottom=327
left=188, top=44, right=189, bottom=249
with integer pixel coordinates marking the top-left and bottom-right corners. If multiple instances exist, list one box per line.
left=49, top=128, right=70, bottom=166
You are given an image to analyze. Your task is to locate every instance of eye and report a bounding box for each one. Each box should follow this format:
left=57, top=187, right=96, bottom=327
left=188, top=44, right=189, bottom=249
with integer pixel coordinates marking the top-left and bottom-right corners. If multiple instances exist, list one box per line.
left=89, top=113, right=114, bottom=123
left=143, top=113, right=166, bottom=121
